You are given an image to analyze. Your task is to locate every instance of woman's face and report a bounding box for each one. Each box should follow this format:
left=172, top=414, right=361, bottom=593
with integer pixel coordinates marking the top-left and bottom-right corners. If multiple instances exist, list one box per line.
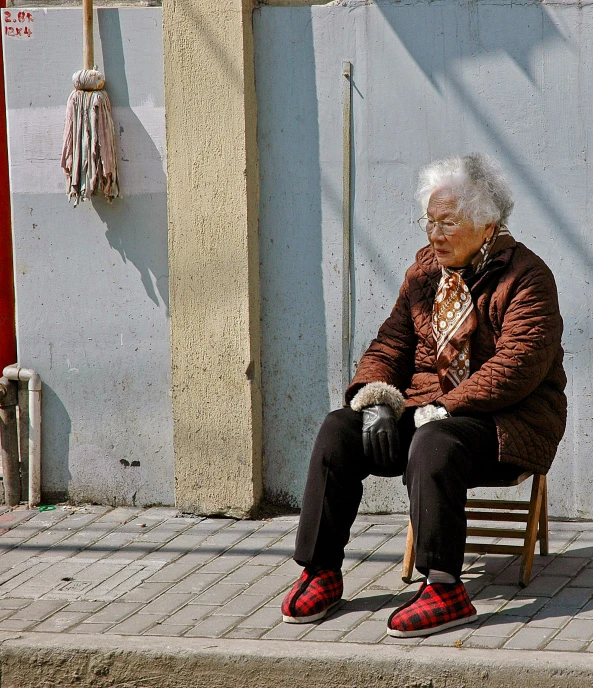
left=426, top=189, right=495, bottom=268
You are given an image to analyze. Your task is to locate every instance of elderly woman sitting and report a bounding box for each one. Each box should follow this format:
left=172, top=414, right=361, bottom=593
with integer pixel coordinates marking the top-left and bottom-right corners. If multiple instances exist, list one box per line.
left=281, top=153, right=567, bottom=637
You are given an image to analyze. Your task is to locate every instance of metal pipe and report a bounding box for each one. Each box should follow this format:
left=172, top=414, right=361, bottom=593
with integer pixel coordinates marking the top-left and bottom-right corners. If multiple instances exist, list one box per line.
left=0, top=377, right=19, bottom=506
left=3, top=365, right=41, bottom=508
left=342, top=60, right=353, bottom=398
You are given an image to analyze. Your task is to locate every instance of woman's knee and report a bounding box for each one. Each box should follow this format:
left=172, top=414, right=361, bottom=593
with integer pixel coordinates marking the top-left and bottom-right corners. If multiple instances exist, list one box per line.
left=407, top=421, right=465, bottom=478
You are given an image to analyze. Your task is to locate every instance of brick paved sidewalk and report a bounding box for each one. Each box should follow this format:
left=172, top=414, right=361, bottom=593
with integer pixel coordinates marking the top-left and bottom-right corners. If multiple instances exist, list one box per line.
left=0, top=504, right=591, bottom=652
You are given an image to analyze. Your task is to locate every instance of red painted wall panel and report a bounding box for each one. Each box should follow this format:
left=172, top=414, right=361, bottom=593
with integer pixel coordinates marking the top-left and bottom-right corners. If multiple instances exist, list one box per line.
left=0, top=0, right=17, bottom=370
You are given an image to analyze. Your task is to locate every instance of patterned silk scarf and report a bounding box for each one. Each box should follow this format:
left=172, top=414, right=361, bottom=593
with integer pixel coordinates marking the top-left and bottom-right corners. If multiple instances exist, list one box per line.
left=432, top=226, right=515, bottom=393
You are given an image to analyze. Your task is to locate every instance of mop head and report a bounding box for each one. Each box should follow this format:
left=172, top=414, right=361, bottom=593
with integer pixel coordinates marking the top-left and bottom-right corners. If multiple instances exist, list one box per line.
left=61, top=69, right=120, bottom=207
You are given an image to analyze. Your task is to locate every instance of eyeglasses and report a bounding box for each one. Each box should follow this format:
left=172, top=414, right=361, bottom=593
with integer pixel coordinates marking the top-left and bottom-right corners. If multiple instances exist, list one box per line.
left=417, top=214, right=464, bottom=237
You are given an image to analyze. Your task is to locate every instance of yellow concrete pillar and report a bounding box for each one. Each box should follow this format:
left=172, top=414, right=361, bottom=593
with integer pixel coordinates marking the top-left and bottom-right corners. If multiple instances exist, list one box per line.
left=163, top=0, right=262, bottom=517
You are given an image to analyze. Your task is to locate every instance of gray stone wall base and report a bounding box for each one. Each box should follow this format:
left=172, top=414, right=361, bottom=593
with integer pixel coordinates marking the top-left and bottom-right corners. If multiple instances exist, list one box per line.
left=1, top=633, right=592, bottom=688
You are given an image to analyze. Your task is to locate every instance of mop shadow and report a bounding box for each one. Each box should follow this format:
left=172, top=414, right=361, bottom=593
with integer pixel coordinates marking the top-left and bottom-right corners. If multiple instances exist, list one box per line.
left=92, top=9, right=168, bottom=313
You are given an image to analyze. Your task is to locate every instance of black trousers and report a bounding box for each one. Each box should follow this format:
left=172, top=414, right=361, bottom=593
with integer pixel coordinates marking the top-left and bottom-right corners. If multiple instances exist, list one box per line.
left=294, top=407, right=522, bottom=578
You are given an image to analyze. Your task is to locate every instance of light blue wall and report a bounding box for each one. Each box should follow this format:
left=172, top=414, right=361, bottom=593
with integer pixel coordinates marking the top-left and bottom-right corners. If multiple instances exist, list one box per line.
left=255, top=0, right=593, bottom=518
left=3, top=9, right=174, bottom=505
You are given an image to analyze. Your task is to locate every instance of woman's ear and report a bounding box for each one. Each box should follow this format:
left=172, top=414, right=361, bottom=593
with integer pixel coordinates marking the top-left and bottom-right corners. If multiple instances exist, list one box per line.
left=484, top=222, right=496, bottom=243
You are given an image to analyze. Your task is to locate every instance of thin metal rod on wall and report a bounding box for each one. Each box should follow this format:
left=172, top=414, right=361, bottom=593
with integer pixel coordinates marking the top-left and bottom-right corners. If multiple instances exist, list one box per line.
left=342, top=60, right=353, bottom=398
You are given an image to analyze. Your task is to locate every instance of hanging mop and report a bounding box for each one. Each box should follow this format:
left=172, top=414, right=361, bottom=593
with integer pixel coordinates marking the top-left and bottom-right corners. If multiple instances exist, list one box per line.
left=61, top=0, right=120, bottom=206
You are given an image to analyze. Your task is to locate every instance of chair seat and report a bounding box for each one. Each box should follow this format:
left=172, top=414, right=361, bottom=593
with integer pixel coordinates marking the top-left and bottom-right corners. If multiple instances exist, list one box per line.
left=402, top=472, right=548, bottom=588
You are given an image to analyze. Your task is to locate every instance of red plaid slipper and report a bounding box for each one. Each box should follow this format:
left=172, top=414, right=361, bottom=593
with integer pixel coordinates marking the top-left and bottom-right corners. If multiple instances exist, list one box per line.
left=387, top=580, right=477, bottom=637
left=281, top=567, right=343, bottom=624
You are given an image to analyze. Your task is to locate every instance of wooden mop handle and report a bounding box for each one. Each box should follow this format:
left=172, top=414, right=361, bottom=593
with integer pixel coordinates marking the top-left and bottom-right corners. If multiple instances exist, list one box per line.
left=83, top=0, right=94, bottom=70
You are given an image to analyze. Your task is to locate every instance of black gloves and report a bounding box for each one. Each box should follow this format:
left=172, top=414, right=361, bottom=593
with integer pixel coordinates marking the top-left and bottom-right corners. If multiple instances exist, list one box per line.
left=361, top=404, right=399, bottom=469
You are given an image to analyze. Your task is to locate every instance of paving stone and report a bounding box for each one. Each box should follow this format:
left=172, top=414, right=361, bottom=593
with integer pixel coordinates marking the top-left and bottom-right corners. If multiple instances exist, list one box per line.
left=236, top=605, right=282, bottom=629
left=185, top=615, right=238, bottom=638
left=528, top=610, right=573, bottom=629
left=0, top=618, right=36, bottom=631
left=33, top=611, right=90, bottom=632
left=221, top=565, right=273, bottom=586
left=139, top=593, right=195, bottom=615
left=163, top=604, right=212, bottom=626
left=261, top=621, right=311, bottom=640
left=67, top=622, right=113, bottom=634
left=0, top=561, right=53, bottom=594
left=143, top=623, right=193, bottom=636
left=345, top=532, right=392, bottom=552
left=347, top=559, right=394, bottom=579
left=545, top=586, right=592, bottom=609
left=0, top=608, right=21, bottom=622
left=0, top=598, right=33, bottom=609
left=192, top=584, right=243, bottom=606
left=462, top=634, right=506, bottom=649
left=212, top=593, right=268, bottom=617
left=313, top=608, right=370, bottom=631
left=367, top=567, right=405, bottom=591
left=419, top=624, right=476, bottom=646
left=95, top=508, right=143, bottom=524
left=546, top=638, right=587, bottom=651
left=195, top=554, right=251, bottom=575
left=61, top=600, right=106, bottom=613
left=118, top=582, right=174, bottom=603
left=568, top=567, right=593, bottom=588
left=166, top=572, right=224, bottom=595
left=341, top=620, right=386, bottom=643
left=301, top=627, right=346, bottom=642
left=381, top=634, right=423, bottom=646
left=84, top=565, right=146, bottom=599
left=248, top=548, right=291, bottom=567
left=103, top=541, right=161, bottom=563
left=70, top=562, right=126, bottom=582
left=562, top=536, right=593, bottom=558
left=106, top=613, right=166, bottom=635
left=341, top=590, right=394, bottom=613
left=270, top=559, right=301, bottom=578
left=554, top=618, right=593, bottom=641
left=342, top=576, right=374, bottom=599
left=473, top=585, right=518, bottom=603
left=503, top=626, right=557, bottom=650
left=498, top=597, right=547, bottom=617
left=540, top=556, right=588, bottom=577
left=143, top=555, right=209, bottom=583
left=224, top=626, right=267, bottom=639
left=10, top=599, right=67, bottom=621
left=473, top=618, right=527, bottom=637
left=575, top=599, right=593, bottom=619
left=10, top=561, right=89, bottom=598
left=242, top=575, right=292, bottom=600
left=517, top=575, right=569, bottom=598
left=82, top=602, right=143, bottom=625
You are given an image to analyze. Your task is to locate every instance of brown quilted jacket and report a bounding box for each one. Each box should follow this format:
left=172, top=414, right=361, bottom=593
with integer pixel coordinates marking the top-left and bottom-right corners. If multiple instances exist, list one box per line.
left=346, top=242, right=567, bottom=474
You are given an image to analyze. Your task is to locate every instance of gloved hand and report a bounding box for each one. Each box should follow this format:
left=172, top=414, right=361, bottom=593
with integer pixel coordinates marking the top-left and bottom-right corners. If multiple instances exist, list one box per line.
left=361, top=404, right=399, bottom=468
left=414, top=404, right=450, bottom=428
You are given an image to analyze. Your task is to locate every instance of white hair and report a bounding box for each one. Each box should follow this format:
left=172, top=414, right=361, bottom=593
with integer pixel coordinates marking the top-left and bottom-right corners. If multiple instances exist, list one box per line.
left=416, top=153, right=514, bottom=228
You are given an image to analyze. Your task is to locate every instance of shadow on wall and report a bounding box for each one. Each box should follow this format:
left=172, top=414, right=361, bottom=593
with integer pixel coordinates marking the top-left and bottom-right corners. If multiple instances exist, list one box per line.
left=93, top=9, right=169, bottom=314
left=375, top=0, right=592, bottom=265
left=255, top=7, right=329, bottom=507
left=38, top=383, right=72, bottom=502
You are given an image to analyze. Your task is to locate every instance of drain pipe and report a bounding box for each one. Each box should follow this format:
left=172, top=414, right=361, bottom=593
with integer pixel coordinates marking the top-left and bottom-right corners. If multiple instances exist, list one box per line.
left=3, top=365, right=41, bottom=508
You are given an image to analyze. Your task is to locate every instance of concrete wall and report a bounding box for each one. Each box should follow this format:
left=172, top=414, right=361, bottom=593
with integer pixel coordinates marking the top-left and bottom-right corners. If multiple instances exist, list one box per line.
left=3, top=8, right=174, bottom=505
left=163, top=0, right=263, bottom=517
left=256, top=0, right=593, bottom=519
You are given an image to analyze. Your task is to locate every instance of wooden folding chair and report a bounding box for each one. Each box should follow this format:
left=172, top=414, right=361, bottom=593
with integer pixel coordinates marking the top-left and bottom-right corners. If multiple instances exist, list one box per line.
left=402, top=472, right=548, bottom=588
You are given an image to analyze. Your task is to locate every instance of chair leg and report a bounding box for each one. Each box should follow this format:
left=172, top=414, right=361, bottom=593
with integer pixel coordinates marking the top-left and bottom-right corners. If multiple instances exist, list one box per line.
left=539, top=475, right=549, bottom=556
left=402, top=519, right=415, bottom=584
left=520, top=474, right=546, bottom=587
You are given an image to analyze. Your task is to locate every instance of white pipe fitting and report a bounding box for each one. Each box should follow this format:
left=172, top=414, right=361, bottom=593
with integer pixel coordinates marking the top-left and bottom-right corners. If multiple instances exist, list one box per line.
left=2, top=365, right=41, bottom=508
